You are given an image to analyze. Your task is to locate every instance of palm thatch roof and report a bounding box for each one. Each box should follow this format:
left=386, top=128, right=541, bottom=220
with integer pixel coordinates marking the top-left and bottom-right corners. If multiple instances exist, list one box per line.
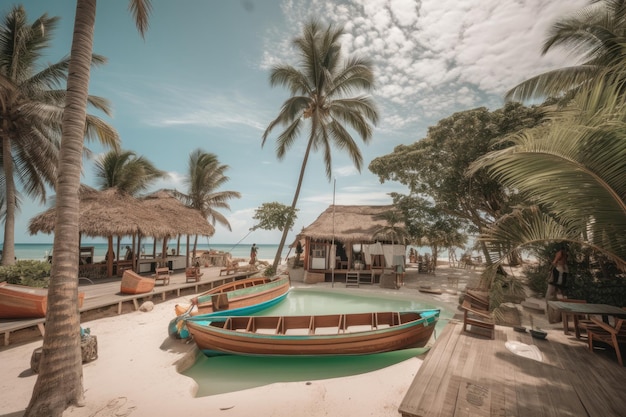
left=298, top=205, right=402, bottom=243
left=28, top=187, right=214, bottom=239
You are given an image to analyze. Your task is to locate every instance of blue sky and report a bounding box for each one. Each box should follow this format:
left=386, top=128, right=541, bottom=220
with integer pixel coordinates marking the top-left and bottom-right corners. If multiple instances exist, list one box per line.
left=9, top=0, right=586, bottom=245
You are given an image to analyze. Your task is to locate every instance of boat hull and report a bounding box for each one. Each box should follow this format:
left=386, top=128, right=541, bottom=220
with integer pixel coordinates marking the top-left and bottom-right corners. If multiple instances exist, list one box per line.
left=120, top=270, right=155, bottom=294
left=169, top=277, right=291, bottom=339
left=187, top=310, right=439, bottom=357
left=0, top=282, right=85, bottom=319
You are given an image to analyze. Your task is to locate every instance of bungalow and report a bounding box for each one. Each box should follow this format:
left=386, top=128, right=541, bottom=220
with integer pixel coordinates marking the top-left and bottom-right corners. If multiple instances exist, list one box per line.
left=295, top=205, right=407, bottom=284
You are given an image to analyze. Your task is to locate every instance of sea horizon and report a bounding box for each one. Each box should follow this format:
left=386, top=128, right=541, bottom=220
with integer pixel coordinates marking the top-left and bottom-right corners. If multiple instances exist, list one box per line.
left=3, top=242, right=290, bottom=263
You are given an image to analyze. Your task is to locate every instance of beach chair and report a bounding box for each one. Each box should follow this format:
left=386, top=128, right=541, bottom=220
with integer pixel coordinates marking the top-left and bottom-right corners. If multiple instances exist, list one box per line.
left=587, top=318, right=626, bottom=366
left=220, top=261, right=238, bottom=276
left=153, top=267, right=171, bottom=286
left=461, top=296, right=495, bottom=339
left=185, top=267, right=203, bottom=283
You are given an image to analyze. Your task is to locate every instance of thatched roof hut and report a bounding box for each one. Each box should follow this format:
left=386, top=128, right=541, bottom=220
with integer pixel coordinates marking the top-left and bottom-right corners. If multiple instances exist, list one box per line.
left=298, top=205, right=399, bottom=243
left=28, top=188, right=215, bottom=239
left=28, top=187, right=214, bottom=276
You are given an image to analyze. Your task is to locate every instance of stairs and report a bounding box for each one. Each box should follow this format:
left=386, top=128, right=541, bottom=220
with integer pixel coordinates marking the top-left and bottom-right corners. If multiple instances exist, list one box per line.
left=346, top=272, right=360, bottom=287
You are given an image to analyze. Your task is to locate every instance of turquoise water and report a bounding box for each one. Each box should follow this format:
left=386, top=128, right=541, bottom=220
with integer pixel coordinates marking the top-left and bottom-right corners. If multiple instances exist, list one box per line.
left=182, top=288, right=452, bottom=397
left=3, top=242, right=287, bottom=262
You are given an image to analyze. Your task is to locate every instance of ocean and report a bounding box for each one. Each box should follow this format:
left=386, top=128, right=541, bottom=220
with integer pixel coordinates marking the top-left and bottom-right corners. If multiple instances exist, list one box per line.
left=4, top=242, right=289, bottom=263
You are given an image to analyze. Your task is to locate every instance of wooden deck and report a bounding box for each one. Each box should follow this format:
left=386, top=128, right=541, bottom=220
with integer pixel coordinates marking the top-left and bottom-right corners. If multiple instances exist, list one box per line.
left=399, top=319, right=626, bottom=417
left=0, top=267, right=258, bottom=346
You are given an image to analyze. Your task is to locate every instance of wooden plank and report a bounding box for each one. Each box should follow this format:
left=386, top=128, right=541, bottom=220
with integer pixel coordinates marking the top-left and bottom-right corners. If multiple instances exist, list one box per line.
left=454, top=380, right=491, bottom=417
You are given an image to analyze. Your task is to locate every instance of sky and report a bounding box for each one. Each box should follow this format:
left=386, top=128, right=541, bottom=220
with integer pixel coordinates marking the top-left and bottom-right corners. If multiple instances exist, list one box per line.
left=8, top=0, right=588, bottom=246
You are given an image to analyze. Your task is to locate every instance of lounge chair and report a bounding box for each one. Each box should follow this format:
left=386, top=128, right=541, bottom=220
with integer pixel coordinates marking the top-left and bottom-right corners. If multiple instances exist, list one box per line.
left=185, top=267, right=203, bottom=283
left=587, top=318, right=626, bottom=366
left=153, top=267, right=171, bottom=286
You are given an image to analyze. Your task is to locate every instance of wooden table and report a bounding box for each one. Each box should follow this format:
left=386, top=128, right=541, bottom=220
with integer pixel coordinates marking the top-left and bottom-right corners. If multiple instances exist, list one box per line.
left=547, top=301, right=626, bottom=335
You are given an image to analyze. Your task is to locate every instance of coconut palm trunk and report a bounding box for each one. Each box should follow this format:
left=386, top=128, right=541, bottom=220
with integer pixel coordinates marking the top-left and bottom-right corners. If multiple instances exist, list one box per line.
left=1, top=132, right=16, bottom=265
left=272, top=130, right=315, bottom=272
left=24, top=1, right=96, bottom=415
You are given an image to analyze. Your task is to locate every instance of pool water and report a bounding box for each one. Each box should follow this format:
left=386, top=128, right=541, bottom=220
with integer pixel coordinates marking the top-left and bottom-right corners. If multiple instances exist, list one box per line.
left=181, top=288, right=453, bottom=396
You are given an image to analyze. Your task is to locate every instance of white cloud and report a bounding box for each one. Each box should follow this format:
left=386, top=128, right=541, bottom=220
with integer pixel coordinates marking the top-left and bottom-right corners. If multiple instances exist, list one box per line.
left=266, top=0, right=589, bottom=135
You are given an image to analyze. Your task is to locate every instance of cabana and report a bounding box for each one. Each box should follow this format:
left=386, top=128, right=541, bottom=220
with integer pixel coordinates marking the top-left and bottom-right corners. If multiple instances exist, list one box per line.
left=28, top=187, right=214, bottom=277
left=296, top=205, right=407, bottom=283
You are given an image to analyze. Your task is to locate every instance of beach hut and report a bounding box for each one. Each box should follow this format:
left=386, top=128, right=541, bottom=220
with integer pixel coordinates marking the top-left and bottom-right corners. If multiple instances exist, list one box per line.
left=296, top=205, right=407, bottom=283
left=28, top=187, right=214, bottom=277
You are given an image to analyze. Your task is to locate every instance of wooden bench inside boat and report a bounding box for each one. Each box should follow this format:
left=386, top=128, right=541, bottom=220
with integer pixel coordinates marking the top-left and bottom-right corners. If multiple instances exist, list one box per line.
left=218, top=312, right=408, bottom=336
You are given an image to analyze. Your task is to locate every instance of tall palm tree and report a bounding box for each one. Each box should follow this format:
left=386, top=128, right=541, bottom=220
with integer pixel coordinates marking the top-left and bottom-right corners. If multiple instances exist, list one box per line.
left=506, top=0, right=626, bottom=103
left=0, top=6, right=118, bottom=266
left=472, top=71, right=626, bottom=271
left=172, top=149, right=241, bottom=257
left=262, top=20, right=379, bottom=271
left=94, top=149, right=164, bottom=265
left=24, top=2, right=151, bottom=415
left=94, top=149, right=165, bottom=195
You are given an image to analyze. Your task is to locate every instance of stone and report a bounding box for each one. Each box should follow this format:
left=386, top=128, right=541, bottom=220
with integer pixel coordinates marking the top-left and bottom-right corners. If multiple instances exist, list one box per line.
left=139, top=301, right=154, bottom=312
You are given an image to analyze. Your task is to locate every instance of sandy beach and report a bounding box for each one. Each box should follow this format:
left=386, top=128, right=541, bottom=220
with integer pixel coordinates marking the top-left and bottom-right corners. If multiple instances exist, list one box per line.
left=0, top=263, right=485, bottom=417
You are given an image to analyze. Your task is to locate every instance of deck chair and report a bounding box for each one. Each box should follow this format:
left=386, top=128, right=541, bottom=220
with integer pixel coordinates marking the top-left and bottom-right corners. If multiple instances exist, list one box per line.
left=461, top=298, right=495, bottom=339
left=153, top=267, right=171, bottom=286
left=587, top=318, right=626, bottom=366
left=185, top=267, right=203, bottom=283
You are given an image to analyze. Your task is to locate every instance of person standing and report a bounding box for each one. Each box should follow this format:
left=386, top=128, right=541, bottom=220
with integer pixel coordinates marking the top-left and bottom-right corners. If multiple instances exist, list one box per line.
left=551, top=243, right=569, bottom=294
left=250, top=243, right=258, bottom=265
left=546, top=243, right=569, bottom=323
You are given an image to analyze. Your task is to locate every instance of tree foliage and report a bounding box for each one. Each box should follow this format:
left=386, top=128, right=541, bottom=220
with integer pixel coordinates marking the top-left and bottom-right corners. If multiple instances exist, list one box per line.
left=252, top=202, right=298, bottom=233
left=472, top=73, right=626, bottom=270
left=506, top=0, right=626, bottom=103
left=94, top=149, right=164, bottom=195
left=0, top=5, right=118, bottom=266
left=369, top=102, right=545, bottom=262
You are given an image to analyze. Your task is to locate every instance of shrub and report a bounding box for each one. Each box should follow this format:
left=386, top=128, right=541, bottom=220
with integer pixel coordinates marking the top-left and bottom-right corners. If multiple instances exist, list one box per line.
left=0, top=260, right=51, bottom=288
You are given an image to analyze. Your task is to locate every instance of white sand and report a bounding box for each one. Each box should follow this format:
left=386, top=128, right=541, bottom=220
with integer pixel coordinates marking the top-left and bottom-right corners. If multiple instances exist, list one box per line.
left=0, top=290, right=426, bottom=417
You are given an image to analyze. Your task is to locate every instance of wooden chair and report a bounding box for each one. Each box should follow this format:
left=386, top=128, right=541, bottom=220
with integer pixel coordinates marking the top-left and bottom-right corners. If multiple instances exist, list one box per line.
left=461, top=297, right=495, bottom=339
left=587, top=318, right=626, bottom=366
left=185, top=267, right=203, bottom=283
left=465, top=289, right=490, bottom=311
left=153, top=267, right=171, bottom=286
left=220, top=261, right=238, bottom=276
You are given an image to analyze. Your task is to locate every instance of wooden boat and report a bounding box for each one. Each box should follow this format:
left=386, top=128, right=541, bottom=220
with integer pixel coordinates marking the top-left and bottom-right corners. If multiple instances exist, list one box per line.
left=174, top=276, right=291, bottom=316
left=186, top=309, right=440, bottom=357
left=0, top=282, right=85, bottom=319
left=169, top=276, right=291, bottom=339
left=120, top=270, right=155, bottom=294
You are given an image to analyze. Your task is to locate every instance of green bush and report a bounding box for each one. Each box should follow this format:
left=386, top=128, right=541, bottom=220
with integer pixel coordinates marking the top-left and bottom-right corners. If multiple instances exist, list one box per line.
left=0, top=260, right=51, bottom=288
left=263, top=266, right=275, bottom=277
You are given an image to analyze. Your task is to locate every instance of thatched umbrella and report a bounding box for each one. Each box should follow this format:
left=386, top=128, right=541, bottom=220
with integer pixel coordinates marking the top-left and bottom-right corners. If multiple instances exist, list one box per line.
left=29, top=187, right=215, bottom=276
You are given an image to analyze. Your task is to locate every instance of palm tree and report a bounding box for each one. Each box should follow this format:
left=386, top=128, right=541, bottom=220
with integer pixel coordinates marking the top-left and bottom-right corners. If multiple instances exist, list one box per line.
left=0, top=6, right=118, bottom=266
left=24, top=2, right=151, bottom=415
left=506, top=0, right=626, bottom=103
left=262, top=20, right=379, bottom=271
left=171, top=149, right=241, bottom=257
left=94, top=149, right=165, bottom=195
left=94, top=149, right=164, bottom=266
left=472, top=71, right=626, bottom=271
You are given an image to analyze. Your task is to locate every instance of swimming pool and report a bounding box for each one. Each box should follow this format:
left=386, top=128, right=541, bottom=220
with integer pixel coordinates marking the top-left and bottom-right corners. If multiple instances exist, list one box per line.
left=181, top=287, right=453, bottom=396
